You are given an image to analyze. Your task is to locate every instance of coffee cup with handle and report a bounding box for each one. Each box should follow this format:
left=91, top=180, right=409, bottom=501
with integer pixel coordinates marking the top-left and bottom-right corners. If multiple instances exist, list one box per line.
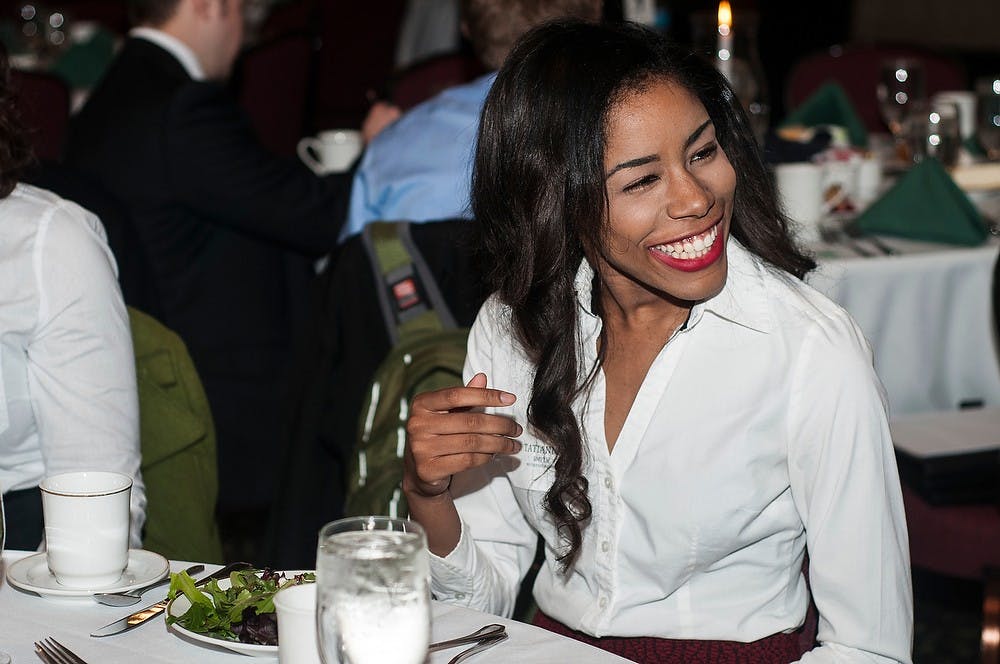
left=297, top=129, right=363, bottom=174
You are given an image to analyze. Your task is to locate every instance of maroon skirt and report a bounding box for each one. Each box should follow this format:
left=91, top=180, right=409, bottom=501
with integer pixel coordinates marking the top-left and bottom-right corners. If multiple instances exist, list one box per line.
left=532, top=610, right=816, bottom=664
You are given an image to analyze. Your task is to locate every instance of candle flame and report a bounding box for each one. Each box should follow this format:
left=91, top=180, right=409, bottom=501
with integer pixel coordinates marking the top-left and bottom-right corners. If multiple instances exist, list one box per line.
left=718, top=1, right=732, bottom=30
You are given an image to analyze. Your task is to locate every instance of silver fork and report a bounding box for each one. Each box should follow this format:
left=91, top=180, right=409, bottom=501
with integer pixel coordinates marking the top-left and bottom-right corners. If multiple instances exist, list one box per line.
left=446, top=632, right=508, bottom=664
left=33, top=637, right=89, bottom=664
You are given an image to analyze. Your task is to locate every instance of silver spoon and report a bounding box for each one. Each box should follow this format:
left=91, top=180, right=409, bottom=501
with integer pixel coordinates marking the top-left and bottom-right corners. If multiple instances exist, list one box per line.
left=447, top=633, right=508, bottom=664
left=93, top=564, right=204, bottom=607
left=428, top=624, right=506, bottom=653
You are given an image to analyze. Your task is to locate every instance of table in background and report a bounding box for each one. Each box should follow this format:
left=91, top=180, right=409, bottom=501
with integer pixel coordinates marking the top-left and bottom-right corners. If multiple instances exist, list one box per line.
left=807, top=235, right=1000, bottom=416
left=0, top=552, right=629, bottom=663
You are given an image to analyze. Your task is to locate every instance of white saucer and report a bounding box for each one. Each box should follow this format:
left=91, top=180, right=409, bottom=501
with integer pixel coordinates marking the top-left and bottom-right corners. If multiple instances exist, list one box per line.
left=5, top=549, right=169, bottom=598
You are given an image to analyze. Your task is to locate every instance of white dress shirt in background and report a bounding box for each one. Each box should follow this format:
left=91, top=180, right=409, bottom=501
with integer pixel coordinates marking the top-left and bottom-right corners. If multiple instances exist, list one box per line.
left=431, top=240, right=913, bottom=663
left=129, top=27, right=205, bottom=81
left=0, top=184, right=144, bottom=546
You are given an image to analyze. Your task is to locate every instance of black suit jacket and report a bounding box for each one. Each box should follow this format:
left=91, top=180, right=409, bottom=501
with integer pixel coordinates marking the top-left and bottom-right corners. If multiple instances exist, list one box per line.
left=67, top=38, right=350, bottom=510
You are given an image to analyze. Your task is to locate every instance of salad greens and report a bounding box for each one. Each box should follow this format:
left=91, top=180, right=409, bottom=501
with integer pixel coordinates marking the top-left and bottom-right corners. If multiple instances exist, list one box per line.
left=166, top=568, right=315, bottom=646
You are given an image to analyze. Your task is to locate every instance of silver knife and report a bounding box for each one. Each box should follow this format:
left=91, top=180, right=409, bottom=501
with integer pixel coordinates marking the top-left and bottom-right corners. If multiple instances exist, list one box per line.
left=90, top=561, right=253, bottom=637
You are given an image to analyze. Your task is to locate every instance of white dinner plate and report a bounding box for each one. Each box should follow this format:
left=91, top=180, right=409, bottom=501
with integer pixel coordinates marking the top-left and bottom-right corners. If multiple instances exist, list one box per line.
left=5, top=549, right=169, bottom=599
left=166, top=569, right=312, bottom=658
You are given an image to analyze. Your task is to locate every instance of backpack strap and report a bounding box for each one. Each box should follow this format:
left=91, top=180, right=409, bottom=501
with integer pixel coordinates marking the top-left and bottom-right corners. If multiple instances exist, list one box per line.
left=362, top=221, right=459, bottom=346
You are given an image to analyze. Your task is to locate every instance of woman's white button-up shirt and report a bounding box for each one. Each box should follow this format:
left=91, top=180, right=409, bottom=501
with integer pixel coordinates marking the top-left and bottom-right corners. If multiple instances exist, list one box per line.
left=430, top=240, right=912, bottom=663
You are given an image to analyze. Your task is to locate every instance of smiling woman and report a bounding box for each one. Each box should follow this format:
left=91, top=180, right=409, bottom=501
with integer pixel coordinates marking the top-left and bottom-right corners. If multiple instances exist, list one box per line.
left=402, top=19, right=913, bottom=664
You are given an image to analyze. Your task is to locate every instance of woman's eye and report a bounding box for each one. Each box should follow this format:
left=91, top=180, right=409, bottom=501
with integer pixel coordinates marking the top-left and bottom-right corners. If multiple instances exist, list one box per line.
left=623, top=174, right=659, bottom=192
left=691, top=144, right=718, bottom=163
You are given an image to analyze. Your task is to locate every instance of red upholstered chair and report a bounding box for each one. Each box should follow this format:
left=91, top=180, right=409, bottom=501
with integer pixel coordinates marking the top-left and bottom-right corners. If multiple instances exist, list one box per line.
left=389, top=51, right=486, bottom=111
left=236, top=33, right=314, bottom=158
left=10, top=69, right=70, bottom=162
left=311, top=0, right=407, bottom=130
left=899, top=483, right=1000, bottom=582
left=786, top=44, right=966, bottom=133
left=257, top=0, right=316, bottom=42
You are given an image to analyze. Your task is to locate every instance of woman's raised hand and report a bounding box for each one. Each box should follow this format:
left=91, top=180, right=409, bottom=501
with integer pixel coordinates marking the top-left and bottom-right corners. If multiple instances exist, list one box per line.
left=404, top=373, right=522, bottom=499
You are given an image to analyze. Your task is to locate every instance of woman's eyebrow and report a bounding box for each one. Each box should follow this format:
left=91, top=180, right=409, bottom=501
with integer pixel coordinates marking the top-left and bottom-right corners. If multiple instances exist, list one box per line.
left=606, top=154, right=659, bottom=179
left=684, top=119, right=712, bottom=150
left=605, top=120, right=714, bottom=179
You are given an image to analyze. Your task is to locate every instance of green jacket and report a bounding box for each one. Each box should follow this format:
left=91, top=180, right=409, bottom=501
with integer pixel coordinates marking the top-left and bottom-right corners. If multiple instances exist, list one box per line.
left=129, top=307, right=223, bottom=563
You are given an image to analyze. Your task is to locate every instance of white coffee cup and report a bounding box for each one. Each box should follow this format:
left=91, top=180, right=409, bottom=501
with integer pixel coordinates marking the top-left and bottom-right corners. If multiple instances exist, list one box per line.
left=297, top=129, right=363, bottom=174
left=855, top=155, right=883, bottom=208
left=274, top=583, right=322, bottom=664
left=775, top=162, right=846, bottom=243
left=40, top=471, right=131, bottom=589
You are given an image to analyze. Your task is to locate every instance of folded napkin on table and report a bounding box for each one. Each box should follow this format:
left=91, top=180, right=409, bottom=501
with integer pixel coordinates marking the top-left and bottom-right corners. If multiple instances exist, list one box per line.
left=855, top=157, right=987, bottom=246
left=782, top=82, right=868, bottom=148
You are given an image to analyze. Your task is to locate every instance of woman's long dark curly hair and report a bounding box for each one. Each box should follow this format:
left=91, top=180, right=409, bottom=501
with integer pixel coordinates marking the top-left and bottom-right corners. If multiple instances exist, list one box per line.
left=0, top=48, right=33, bottom=198
left=472, top=20, right=815, bottom=570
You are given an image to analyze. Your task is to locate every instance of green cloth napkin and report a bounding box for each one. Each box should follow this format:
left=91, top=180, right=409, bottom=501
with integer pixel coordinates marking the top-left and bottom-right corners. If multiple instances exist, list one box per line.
left=51, top=27, right=116, bottom=89
left=855, top=158, right=987, bottom=246
left=782, top=82, right=868, bottom=148
left=963, top=135, right=987, bottom=158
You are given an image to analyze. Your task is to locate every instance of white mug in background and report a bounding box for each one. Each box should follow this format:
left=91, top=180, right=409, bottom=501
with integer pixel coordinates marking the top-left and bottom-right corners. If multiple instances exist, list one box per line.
left=775, top=162, right=846, bottom=243
left=855, top=155, right=884, bottom=209
left=274, top=583, right=322, bottom=664
left=40, top=471, right=131, bottom=589
left=297, top=129, right=363, bottom=174
left=818, top=159, right=858, bottom=209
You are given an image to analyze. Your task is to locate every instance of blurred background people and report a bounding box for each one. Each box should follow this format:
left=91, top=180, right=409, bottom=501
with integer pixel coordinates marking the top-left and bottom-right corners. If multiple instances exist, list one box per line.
left=341, top=0, right=603, bottom=241
left=395, top=0, right=460, bottom=69
left=64, top=0, right=395, bottom=537
left=0, top=49, right=144, bottom=551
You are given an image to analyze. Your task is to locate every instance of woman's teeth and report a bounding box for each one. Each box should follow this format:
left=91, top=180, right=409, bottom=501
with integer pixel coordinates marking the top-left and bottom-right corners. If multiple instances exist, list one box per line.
left=652, top=224, right=719, bottom=260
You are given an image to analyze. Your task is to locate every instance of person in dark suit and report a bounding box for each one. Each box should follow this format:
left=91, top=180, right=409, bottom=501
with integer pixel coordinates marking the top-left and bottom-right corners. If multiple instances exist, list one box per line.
left=66, top=0, right=398, bottom=531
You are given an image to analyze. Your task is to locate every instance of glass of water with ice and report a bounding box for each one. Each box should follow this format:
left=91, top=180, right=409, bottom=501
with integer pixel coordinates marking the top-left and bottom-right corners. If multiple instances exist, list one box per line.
left=316, top=516, right=430, bottom=664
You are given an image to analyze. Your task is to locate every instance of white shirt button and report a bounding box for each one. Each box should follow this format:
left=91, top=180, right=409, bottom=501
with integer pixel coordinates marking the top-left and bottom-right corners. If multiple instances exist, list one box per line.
left=455, top=592, right=466, bottom=599
left=604, top=476, right=612, bottom=489
left=601, top=540, right=610, bottom=553
left=599, top=597, right=609, bottom=609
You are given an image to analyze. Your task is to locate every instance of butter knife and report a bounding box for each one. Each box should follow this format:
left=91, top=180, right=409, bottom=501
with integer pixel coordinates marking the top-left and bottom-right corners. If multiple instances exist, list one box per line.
left=90, top=561, right=253, bottom=637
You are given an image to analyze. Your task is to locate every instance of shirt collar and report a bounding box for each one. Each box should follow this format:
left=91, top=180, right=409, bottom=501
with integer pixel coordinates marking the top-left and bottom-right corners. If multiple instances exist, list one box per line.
left=130, top=27, right=205, bottom=81
left=573, top=238, right=774, bottom=334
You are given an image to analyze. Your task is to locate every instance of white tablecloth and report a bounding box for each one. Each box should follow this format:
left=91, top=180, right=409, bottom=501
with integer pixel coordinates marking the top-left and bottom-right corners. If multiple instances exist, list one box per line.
left=807, top=236, right=1000, bottom=416
left=0, top=553, right=628, bottom=663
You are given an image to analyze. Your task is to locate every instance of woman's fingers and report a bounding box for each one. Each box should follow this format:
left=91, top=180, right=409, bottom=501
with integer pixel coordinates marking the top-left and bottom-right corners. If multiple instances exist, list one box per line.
left=412, top=382, right=516, bottom=413
left=411, top=431, right=522, bottom=458
left=409, top=410, right=522, bottom=438
left=404, top=374, right=522, bottom=498
left=410, top=434, right=521, bottom=480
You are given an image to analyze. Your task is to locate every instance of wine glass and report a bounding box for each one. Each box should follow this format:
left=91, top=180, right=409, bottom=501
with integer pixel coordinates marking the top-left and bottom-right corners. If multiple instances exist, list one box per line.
left=976, top=76, right=1000, bottom=160
left=903, top=99, right=962, bottom=167
left=877, top=58, right=926, bottom=139
left=316, top=517, right=430, bottom=664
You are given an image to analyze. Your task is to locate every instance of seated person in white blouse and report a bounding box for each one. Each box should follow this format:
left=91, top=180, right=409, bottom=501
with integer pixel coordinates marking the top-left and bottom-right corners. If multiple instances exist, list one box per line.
left=403, top=21, right=913, bottom=664
left=0, top=54, right=145, bottom=550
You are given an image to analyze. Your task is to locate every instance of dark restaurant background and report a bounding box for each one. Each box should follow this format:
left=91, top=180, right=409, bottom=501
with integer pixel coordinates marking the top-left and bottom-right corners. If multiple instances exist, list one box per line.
left=0, top=1, right=997, bottom=662
left=0, top=0, right=996, bottom=133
